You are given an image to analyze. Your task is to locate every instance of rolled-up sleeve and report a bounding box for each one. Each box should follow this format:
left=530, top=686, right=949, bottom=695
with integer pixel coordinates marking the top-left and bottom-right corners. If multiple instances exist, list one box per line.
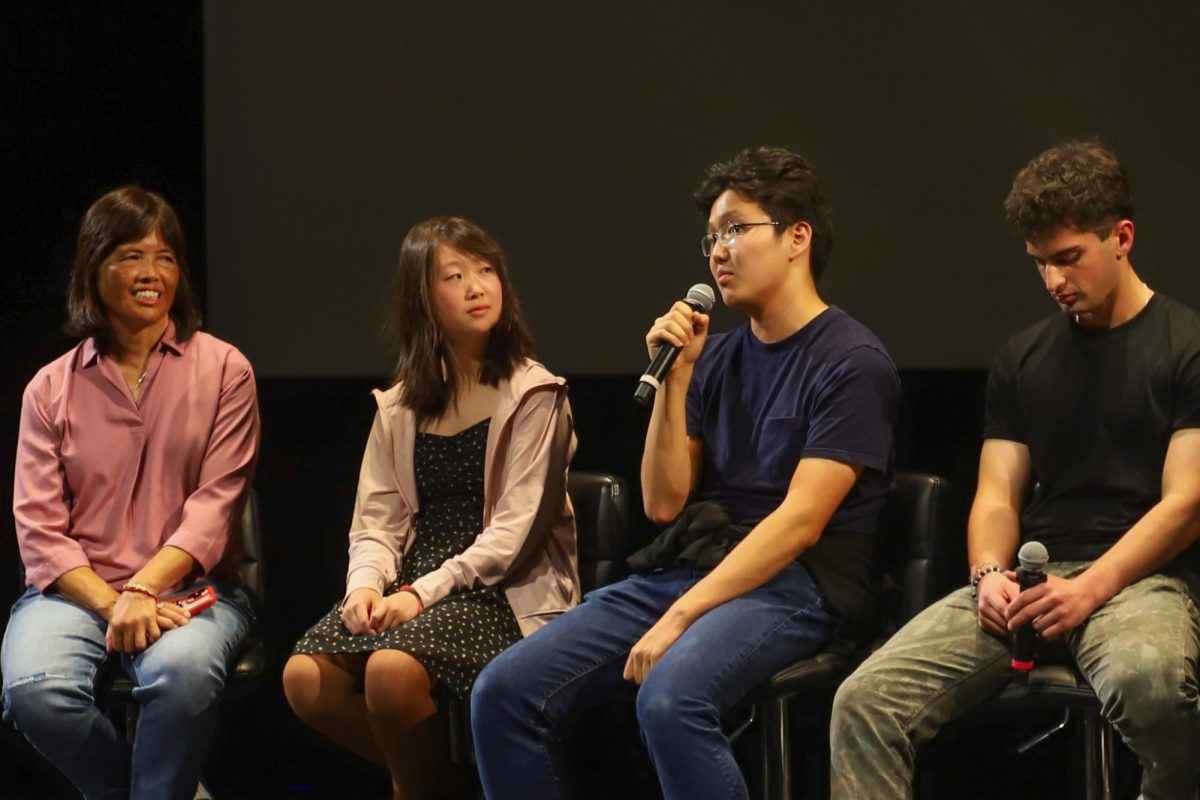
left=411, top=386, right=572, bottom=607
left=344, top=409, right=412, bottom=600
left=164, top=355, right=260, bottom=571
left=14, top=377, right=90, bottom=590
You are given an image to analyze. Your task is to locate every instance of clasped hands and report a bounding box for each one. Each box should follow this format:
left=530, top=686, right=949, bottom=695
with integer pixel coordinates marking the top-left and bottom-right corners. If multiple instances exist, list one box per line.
left=105, top=590, right=191, bottom=654
left=341, top=587, right=422, bottom=636
left=975, top=570, right=1101, bottom=640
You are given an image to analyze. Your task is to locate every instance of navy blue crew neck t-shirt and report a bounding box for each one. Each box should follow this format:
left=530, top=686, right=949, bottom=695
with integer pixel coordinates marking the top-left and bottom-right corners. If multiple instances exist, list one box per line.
left=685, top=306, right=899, bottom=640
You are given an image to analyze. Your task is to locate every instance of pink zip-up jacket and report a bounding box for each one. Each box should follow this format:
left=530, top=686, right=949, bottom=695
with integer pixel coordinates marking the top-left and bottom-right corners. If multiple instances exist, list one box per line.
left=343, top=359, right=580, bottom=637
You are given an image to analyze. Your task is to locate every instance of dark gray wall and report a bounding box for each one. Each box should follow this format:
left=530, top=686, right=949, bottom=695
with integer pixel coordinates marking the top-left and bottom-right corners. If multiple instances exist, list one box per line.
left=205, top=1, right=1200, bottom=376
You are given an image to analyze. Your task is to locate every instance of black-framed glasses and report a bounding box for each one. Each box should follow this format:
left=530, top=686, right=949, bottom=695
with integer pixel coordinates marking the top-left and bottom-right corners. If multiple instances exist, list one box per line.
left=700, top=221, right=781, bottom=258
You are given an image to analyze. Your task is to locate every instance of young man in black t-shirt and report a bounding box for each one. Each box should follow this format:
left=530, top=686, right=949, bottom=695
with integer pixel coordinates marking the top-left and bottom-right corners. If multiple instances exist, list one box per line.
left=472, top=147, right=899, bottom=799
left=831, top=141, right=1200, bottom=799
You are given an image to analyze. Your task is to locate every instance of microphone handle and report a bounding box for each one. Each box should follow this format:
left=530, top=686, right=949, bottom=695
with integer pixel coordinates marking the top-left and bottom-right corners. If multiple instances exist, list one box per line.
left=1017, top=568, right=1047, bottom=591
left=1011, top=568, right=1047, bottom=671
left=633, top=345, right=681, bottom=407
left=632, top=296, right=709, bottom=408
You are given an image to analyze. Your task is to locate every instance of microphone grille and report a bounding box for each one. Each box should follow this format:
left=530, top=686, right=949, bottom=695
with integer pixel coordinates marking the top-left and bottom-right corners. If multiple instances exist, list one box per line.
left=686, top=284, right=716, bottom=312
left=1017, top=540, right=1049, bottom=571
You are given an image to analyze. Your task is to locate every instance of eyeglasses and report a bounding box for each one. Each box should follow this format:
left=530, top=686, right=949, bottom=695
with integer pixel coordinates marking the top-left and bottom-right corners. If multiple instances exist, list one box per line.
left=700, top=221, right=781, bottom=258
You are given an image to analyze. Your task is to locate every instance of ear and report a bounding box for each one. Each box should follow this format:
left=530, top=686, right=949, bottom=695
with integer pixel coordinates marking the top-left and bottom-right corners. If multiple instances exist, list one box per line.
left=1113, top=219, right=1135, bottom=260
left=786, top=220, right=812, bottom=260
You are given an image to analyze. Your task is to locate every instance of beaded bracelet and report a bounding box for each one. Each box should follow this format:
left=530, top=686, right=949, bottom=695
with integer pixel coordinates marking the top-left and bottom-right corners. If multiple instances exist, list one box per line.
left=121, top=582, right=160, bottom=603
left=398, top=584, right=425, bottom=613
left=969, top=563, right=1005, bottom=598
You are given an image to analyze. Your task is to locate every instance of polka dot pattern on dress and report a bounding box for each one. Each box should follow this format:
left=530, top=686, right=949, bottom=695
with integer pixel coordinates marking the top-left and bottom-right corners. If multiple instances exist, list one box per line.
left=292, top=417, right=521, bottom=698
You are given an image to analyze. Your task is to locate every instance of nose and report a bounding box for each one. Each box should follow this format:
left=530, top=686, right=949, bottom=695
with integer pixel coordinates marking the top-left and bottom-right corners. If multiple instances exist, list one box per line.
left=134, top=259, right=157, bottom=281
left=1040, top=264, right=1066, bottom=293
left=710, top=238, right=731, bottom=265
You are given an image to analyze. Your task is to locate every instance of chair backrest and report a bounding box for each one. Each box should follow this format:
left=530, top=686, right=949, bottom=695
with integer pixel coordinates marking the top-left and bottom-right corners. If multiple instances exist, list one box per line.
left=874, top=471, right=960, bottom=630
left=237, top=489, right=265, bottom=610
left=567, top=471, right=632, bottom=594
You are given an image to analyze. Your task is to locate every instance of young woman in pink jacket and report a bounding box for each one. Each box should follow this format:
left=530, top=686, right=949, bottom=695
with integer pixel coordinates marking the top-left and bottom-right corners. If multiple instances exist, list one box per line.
left=283, top=216, right=579, bottom=800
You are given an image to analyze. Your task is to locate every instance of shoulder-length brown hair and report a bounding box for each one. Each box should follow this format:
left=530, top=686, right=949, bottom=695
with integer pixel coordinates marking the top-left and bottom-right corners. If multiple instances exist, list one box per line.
left=390, top=216, right=535, bottom=424
left=65, top=185, right=202, bottom=342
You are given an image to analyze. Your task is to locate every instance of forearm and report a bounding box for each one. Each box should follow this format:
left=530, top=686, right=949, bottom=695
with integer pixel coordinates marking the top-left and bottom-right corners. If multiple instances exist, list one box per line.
left=663, top=503, right=819, bottom=626
left=52, top=566, right=121, bottom=620
left=1080, top=495, right=1200, bottom=603
left=640, top=367, right=694, bottom=523
left=967, top=500, right=1022, bottom=569
left=128, top=545, right=200, bottom=595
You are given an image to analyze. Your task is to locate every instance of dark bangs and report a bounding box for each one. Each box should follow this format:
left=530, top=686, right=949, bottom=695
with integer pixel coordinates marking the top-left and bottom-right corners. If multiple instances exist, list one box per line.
left=65, top=185, right=202, bottom=342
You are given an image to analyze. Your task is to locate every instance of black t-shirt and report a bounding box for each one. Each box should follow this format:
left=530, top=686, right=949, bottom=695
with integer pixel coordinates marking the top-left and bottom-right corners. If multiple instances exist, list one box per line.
left=686, top=306, right=900, bottom=639
left=984, top=294, right=1200, bottom=562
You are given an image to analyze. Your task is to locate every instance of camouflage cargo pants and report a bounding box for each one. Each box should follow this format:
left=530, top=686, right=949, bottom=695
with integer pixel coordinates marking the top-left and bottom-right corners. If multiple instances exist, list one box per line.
left=830, top=562, right=1200, bottom=800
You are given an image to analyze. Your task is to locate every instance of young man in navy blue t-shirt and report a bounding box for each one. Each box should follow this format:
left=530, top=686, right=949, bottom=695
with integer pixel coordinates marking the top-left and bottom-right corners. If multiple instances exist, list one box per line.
left=472, top=146, right=900, bottom=799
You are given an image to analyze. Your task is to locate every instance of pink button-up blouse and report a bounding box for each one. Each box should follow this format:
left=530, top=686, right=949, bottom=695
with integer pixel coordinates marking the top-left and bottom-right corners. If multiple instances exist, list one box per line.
left=12, top=323, right=260, bottom=592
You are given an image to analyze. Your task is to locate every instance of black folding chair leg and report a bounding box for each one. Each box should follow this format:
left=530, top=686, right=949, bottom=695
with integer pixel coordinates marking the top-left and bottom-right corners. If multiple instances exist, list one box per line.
left=1081, top=707, right=1114, bottom=800
left=123, top=704, right=138, bottom=743
left=1015, top=709, right=1070, bottom=755
left=757, top=697, right=791, bottom=800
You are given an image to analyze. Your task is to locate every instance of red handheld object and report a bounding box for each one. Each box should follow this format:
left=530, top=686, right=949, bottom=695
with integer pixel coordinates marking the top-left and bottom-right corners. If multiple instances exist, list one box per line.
left=162, top=585, right=218, bottom=615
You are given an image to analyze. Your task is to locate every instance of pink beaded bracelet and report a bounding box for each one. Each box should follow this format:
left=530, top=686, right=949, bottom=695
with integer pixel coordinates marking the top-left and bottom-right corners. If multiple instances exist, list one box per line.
left=121, top=582, right=160, bottom=603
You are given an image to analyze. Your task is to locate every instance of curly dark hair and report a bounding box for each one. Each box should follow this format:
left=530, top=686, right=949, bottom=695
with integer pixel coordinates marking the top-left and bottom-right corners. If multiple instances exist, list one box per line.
left=389, top=216, right=536, bottom=425
left=1004, top=141, right=1133, bottom=241
left=694, top=146, right=835, bottom=280
left=66, top=185, right=202, bottom=342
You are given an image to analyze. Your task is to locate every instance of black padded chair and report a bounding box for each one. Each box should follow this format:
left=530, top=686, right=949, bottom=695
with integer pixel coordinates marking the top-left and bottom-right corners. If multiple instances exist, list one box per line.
left=97, top=491, right=267, bottom=737
left=445, top=470, right=632, bottom=765
left=968, top=644, right=1117, bottom=799
left=568, top=471, right=633, bottom=595
left=734, top=471, right=959, bottom=800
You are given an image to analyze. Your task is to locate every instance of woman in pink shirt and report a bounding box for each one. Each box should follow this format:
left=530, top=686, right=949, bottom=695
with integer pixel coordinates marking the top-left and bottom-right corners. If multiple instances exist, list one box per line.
left=284, top=217, right=579, bottom=799
left=1, top=186, right=259, bottom=800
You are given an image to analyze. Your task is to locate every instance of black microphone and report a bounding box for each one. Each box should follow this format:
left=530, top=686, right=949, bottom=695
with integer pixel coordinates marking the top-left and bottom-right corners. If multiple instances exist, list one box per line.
left=633, top=284, right=717, bottom=407
left=1011, top=540, right=1049, bottom=672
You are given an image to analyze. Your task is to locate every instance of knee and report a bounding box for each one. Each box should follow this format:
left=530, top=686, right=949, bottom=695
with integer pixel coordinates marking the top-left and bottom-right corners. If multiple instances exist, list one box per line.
left=471, top=643, right=534, bottom=722
left=1101, top=661, right=1197, bottom=731
left=282, top=655, right=322, bottom=719
left=3, top=674, right=91, bottom=735
left=830, top=669, right=882, bottom=737
left=470, top=658, right=503, bottom=718
left=635, top=677, right=712, bottom=743
left=362, top=651, right=430, bottom=716
left=137, top=655, right=226, bottom=719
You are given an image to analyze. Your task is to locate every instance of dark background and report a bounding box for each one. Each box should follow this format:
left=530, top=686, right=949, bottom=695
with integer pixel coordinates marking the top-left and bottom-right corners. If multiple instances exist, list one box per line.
left=2, top=1, right=1189, bottom=797
left=205, top=1, right=1200, bottom=378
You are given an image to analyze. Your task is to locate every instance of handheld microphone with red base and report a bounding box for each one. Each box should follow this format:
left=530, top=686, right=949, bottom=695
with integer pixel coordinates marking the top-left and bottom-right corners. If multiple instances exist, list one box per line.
left=633, top=284, right=717, bottom=407
left=1011, top=540, right=1049, bottom=672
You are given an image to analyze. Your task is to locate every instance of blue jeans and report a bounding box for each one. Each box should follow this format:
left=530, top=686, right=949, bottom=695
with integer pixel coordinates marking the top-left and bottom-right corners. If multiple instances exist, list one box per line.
left=471, top=562, right=837, bottom=800
left=1, top=580, right=252, bottom=800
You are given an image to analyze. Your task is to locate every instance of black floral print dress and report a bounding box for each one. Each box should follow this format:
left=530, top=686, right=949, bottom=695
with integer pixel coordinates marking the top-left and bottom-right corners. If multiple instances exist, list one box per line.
left=293, top=418, right=522, bottom=697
